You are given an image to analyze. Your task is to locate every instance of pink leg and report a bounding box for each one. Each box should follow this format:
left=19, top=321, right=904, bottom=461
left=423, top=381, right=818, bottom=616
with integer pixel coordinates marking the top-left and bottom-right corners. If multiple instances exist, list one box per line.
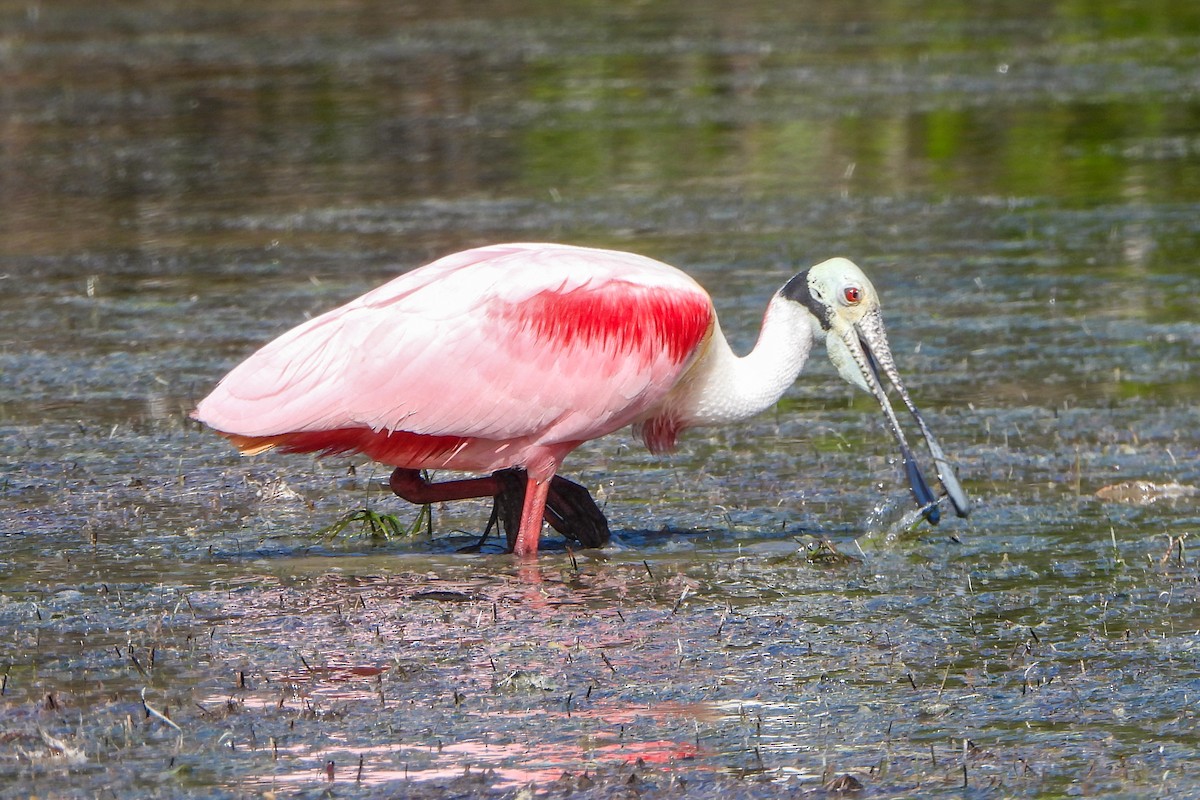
left=492, top=470, right=610, bottom=551
left=512, top=474, right=552, bottom=558
left=389, top=467, right=590, bottom=556
left=389, top=468, right=500, bottom=503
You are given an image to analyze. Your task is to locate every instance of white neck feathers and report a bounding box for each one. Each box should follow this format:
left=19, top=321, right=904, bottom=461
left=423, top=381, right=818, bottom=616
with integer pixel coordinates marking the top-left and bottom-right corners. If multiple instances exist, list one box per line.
left=673, top=294, right=815, bottom=428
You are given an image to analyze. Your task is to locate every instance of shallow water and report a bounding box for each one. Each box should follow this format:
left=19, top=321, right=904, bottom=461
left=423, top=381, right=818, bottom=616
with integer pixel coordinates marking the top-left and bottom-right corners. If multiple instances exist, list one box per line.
left=3, top=1, right=1200, bottom=798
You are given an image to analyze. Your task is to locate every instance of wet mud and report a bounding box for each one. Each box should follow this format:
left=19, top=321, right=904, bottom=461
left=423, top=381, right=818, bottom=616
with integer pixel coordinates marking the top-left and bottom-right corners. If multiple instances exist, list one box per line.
left=3, top=1, right=1200, bottom=797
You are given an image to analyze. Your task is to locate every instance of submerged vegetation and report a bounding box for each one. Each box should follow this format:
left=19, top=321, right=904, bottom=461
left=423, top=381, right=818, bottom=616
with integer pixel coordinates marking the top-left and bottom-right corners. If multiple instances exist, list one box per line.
left=321, top=505, right=433, bottom=544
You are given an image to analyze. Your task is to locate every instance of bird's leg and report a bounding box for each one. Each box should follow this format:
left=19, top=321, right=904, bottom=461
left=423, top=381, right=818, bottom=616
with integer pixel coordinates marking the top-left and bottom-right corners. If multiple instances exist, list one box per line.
left=388, top=468, right=501, bottom=503
left=493, top=469, right=610, bottom=550
left=512, top=474, right=552, bottom=558
left=391, top=467, right=514, bottom=552
left=492, top=468, right=527, bottom=552
left=390, top=467, right=611, bottom=553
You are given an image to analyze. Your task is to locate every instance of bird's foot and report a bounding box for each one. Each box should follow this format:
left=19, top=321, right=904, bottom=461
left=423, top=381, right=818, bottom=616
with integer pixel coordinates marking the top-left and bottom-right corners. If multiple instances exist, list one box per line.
left=546, top=474, right=611, bottom=549
left=492, top=469, right=610, bottom=551
left=388, top=467, right=610, bottom=553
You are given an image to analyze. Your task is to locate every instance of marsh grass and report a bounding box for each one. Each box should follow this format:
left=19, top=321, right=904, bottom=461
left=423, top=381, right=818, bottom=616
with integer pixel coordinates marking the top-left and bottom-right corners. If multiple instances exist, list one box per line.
left=319, top=505, right=433, bottom=544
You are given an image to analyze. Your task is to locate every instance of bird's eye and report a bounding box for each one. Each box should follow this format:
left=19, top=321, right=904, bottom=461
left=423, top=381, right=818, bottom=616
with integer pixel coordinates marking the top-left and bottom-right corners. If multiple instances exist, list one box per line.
left=842, top=286, right=862, bottom=305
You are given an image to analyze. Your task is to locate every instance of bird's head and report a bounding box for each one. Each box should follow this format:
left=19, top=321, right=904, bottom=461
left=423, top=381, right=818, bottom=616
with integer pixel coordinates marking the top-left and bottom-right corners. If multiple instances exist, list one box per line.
left=782, top=258, right=970, bottom=523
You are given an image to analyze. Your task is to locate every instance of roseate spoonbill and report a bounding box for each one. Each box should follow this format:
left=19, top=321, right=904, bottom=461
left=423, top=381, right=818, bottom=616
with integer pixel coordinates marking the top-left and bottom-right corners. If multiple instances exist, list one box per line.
left=194, top=242, right=969, bottom=557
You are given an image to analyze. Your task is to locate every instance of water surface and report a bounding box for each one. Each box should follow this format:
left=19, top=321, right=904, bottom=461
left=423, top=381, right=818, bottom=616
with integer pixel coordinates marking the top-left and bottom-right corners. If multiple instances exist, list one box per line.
left=2, top=1, right=1200, bottom=797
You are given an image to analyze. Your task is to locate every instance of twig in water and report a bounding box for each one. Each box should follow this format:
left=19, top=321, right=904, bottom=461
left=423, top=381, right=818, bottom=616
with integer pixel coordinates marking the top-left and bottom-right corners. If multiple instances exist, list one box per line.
left=141, top=688, right=182, bottom=732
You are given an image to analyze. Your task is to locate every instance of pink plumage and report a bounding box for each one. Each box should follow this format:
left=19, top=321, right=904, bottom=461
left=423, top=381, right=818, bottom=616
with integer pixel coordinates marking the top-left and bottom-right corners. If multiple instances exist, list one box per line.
left=194, top=243, right=715, bottom=554
left=196, top=241, right=971, bottom=556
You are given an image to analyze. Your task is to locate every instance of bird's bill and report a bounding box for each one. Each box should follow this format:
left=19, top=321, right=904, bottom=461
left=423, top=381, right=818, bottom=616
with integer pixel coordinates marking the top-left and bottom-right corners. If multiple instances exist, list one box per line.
left=831, top=312, right=971, bottom=524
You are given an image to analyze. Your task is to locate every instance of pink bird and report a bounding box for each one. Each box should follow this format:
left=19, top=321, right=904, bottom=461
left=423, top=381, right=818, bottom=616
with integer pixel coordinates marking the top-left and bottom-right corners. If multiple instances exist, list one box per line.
left=194, top=243, right=968, bottom=557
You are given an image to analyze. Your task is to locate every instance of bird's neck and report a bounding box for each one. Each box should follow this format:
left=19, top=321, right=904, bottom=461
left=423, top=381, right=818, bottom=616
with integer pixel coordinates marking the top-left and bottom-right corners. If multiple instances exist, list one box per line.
left=679, top=294, right=816, bottom=427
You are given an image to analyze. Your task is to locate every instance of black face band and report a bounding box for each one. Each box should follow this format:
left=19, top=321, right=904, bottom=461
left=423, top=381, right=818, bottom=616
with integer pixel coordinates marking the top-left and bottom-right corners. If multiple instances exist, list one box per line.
left=780, top=271, right=832, bottom=331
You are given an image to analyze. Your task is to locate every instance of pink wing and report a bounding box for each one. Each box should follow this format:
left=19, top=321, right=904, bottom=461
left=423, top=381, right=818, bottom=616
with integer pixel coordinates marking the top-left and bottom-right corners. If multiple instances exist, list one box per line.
left=194, top=243, right=713, bottom=471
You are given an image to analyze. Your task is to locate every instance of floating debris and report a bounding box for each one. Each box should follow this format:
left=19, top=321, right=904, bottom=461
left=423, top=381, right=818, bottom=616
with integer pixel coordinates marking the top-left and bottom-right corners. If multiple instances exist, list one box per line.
left=496, top=670, right=559, bottom=693
left=1095, top=481, right=1199, bottom=506
left=409, top=589, right=480, bottom=603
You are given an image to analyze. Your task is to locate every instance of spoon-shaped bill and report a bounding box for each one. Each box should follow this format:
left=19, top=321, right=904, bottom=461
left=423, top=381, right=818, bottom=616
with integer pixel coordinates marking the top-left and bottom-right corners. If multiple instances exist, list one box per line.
left=836, top=311, right=970, bottom=523
left=855, top=313, right=970, bottom=519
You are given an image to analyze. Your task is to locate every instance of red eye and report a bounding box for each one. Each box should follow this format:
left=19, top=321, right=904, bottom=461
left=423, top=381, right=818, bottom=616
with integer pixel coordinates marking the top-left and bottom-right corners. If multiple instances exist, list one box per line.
left=843, top=286, right=862, bottom=305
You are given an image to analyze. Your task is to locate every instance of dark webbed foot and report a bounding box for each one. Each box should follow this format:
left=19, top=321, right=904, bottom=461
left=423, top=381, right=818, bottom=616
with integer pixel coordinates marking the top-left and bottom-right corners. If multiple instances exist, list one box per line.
left=492, top=468, right=526, bottom=552
left=388, top=466, right=610, bottom=552
left=492, top=469, right=610, bottom=551
left=545, top=474, right=610, bottom=548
